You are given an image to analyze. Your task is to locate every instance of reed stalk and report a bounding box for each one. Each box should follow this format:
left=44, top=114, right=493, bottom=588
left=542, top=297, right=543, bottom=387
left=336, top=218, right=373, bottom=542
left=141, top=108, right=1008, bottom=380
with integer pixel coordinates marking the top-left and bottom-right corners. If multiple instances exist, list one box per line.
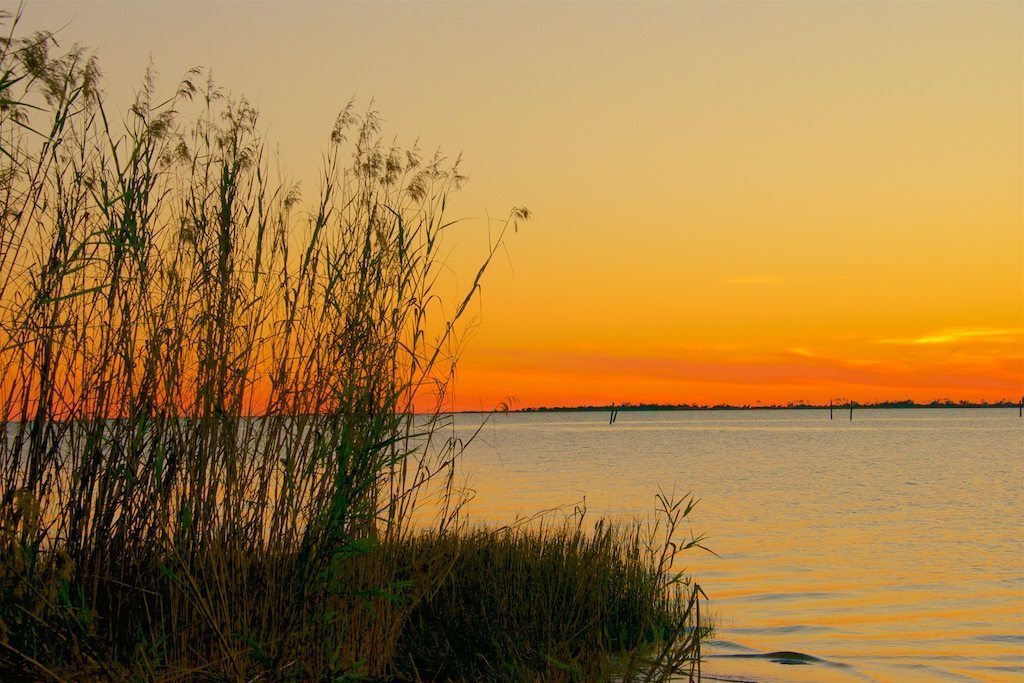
left=0, top=13, right=705, bottom=680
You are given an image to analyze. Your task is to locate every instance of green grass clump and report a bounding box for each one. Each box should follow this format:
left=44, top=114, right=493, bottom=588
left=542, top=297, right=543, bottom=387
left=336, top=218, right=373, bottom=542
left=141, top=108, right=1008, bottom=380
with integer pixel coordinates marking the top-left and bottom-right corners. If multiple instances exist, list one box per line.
left=397, top=505, right=708, bottom=682
left=0, top=13, right=706, bottom=681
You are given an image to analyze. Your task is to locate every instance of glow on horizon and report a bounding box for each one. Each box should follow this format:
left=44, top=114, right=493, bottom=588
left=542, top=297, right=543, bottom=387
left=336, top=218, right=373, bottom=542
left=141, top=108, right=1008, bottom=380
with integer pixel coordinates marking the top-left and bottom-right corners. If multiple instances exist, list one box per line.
left=21, top=2, right=1023, bottom=411
left=450, top=327, right=1023, bottom=410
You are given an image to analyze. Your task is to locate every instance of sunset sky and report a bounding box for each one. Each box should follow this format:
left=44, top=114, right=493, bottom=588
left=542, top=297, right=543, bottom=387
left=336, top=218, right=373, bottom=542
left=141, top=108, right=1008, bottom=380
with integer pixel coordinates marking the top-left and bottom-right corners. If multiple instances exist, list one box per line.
left=24, top=1, right=1022, bottom=410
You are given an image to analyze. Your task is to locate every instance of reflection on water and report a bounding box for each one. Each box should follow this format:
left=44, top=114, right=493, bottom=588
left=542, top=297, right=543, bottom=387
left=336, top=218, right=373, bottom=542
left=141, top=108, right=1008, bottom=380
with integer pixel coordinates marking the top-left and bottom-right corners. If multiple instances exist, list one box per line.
left=449, top=409, right=1024, bottom=682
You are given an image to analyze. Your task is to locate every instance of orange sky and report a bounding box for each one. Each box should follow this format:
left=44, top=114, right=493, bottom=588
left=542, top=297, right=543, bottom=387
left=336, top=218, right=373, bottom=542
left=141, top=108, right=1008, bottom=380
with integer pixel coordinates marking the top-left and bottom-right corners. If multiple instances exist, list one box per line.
left=23, top=2, right=1023, bottom=410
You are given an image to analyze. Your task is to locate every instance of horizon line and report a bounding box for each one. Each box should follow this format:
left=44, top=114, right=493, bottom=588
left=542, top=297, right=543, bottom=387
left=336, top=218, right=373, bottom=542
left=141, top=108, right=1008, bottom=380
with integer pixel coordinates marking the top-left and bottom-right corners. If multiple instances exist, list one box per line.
left=453, top=398, right=1024, bottom=414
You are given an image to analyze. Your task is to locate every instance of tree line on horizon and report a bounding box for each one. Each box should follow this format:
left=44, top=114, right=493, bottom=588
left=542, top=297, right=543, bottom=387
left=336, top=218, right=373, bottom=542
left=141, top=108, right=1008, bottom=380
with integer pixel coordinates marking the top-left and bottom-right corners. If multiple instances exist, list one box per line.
left=507, top=398, right=1020, bottom=413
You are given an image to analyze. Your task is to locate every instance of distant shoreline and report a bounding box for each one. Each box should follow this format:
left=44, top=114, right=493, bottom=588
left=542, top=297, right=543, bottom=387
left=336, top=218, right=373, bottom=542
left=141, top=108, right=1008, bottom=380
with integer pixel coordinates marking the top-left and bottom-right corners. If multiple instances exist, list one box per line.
left=457, top=400, right=1022, bottom=415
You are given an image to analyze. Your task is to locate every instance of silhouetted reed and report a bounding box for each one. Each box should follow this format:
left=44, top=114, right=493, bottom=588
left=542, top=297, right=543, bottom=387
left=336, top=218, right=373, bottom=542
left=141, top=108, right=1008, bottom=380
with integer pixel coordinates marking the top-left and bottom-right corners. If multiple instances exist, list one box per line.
left=0, top=13, right=705, bottom=680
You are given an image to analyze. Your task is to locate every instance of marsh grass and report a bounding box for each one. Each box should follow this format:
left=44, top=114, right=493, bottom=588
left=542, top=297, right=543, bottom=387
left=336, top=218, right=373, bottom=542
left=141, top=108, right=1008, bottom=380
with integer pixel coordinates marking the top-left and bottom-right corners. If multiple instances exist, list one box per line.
left=397, top=494, right=708, bottom=682
left=0, top=14, right=706, bottom=680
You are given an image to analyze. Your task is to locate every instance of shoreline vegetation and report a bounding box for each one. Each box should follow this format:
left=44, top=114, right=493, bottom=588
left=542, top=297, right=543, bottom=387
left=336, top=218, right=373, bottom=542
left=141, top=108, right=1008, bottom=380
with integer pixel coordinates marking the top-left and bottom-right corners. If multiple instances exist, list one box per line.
left=489, top=399, right=1021, bottom=414
left=0, top=15, right=706, bottom=681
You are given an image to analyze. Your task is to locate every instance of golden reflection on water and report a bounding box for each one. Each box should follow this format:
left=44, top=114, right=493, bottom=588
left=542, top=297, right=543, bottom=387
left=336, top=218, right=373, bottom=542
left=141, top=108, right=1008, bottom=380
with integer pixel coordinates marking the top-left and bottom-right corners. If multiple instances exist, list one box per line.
left=447, top=409, right=1024, bottom=682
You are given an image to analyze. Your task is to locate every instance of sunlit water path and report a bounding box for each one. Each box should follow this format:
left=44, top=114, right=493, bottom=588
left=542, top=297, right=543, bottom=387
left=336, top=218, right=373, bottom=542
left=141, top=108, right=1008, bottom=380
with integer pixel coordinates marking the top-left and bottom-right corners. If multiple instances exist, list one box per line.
left=449, top=409, right=1023, bottom=682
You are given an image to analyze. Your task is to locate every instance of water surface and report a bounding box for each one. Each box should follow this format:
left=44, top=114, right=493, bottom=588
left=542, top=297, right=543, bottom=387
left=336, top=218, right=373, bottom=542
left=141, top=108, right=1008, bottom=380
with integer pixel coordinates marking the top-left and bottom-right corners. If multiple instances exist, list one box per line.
left=450, top=408, right=1024, bottom=682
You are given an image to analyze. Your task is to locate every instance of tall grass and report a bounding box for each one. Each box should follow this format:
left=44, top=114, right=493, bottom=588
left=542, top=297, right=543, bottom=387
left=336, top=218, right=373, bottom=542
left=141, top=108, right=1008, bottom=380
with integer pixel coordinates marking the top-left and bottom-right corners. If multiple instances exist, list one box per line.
left=0, top=14, right=706, bottom=680
left=397, top=493, right=708, bottom=682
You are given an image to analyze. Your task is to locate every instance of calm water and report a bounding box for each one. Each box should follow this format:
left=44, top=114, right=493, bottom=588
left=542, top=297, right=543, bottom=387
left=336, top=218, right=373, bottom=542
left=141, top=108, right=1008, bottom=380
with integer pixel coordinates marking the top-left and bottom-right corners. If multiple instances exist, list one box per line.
left=449, top=409, right=1024, bottom=682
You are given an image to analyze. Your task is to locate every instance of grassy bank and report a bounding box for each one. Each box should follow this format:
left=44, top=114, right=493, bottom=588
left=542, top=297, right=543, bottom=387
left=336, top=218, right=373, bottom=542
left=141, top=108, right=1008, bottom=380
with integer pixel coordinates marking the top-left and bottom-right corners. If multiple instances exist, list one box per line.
left=0, top=15, right=705, bottom=680
left=2, top=511, right=705, bottom=680
left=396, top=508, right=707, bottom=682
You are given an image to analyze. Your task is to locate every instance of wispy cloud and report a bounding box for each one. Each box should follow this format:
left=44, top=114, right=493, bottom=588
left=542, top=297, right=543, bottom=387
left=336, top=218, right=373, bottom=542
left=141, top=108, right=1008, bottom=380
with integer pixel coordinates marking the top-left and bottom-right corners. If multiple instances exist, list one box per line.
left=721, top=275, right=846, bottom=285
left=722, top=276, right=782, bottom=285
left=876, top=328, right=1023, bottom=346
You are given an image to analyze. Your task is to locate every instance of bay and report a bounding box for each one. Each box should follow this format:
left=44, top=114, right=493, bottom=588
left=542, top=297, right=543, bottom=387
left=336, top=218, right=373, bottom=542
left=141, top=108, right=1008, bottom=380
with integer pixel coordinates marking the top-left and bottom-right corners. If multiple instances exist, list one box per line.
left=450, top=408, right=1024, bottom=682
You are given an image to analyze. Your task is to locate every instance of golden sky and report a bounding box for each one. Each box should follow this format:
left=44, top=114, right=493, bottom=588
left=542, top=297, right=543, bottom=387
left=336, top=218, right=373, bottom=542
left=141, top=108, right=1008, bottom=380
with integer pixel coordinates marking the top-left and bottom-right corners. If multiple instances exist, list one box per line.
left=24, top=1, right=1023, bottom=409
